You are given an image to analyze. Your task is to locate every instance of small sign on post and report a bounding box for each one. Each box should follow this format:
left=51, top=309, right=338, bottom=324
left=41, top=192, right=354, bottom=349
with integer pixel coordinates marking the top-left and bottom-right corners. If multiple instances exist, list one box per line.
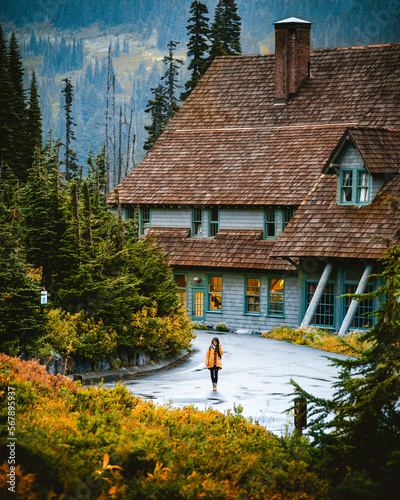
left=41, top=291, right=48, bottom=305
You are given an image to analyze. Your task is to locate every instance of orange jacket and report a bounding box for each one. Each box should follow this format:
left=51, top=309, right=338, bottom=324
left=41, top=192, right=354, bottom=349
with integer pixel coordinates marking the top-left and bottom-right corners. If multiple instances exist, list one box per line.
left=205, top=344, right=223, bottom=369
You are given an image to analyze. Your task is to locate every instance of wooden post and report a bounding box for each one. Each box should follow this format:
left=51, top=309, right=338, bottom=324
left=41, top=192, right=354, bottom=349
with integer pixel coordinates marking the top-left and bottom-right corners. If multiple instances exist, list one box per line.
left=294, top=397, right=307, bottom=434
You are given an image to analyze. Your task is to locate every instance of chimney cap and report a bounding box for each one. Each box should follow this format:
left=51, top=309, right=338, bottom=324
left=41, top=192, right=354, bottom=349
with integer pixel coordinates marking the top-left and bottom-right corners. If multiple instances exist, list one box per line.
left=274, top=17, right=312, bottom=29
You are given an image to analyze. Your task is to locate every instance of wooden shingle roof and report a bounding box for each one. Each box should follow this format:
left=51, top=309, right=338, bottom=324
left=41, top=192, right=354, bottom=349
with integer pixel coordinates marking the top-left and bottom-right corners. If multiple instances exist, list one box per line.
left=271, top=173, right=400, bottom=260
left=145, top=228, right=295, bottom=271
left=113, top=43, right=400, bottom=207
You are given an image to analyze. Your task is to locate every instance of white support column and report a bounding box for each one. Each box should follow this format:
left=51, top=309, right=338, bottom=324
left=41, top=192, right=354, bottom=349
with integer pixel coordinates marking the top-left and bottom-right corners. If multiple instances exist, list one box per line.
left=338, top=263, right=374, bottom=337
left=301, top=262, right=333, bottom=328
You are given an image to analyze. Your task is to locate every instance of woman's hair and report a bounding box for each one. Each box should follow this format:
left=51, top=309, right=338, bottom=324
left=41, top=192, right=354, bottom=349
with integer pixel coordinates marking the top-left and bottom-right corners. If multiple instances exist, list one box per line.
left=212, top=337, right=221, bottom=357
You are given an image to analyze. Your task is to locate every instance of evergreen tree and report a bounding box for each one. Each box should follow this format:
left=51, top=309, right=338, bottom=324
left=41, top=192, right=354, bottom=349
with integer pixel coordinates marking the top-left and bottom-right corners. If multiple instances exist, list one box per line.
left=143, top=84, right=168, bottom=151
left=161, top=40, right=183, bottom=119
left=181, top=0, right=210, bottom=101
left=0, top=25, right=14, bottom=173
left=7, top=32, right=28, bottom=182
left=61, top=77, right=79, bottom=180
left=208, top=0, right=241, bottom=67
left=292, top=234, right=400, bottom=496
left=26, top=71, right=42, bottom=170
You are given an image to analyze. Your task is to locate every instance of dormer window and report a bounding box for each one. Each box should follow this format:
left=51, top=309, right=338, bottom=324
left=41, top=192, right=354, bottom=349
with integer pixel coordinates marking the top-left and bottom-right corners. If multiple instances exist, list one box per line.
left=339, top=166, right=370, bottom=205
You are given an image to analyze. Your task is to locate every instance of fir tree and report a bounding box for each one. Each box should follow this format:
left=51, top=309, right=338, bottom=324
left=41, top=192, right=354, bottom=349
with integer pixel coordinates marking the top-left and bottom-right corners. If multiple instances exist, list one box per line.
left=143, top=84, right=168, bottom=152
left=181, top=0, right=210, bottom=101
left=0, top=25, right=14, bottom=173
left=208, top=0, right=241, bottom=67
left=26, top=71, right=42, bottom=170
left=161, top=40, right=183, bottom=119
left=61, top=77, right=79, bottom=180
left=7, top=32, right=28, bottom=182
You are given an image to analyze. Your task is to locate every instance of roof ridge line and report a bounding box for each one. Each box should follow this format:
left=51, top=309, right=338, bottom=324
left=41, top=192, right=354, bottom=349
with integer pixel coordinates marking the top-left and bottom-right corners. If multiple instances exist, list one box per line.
left=175, top=123, right=358, bottom=133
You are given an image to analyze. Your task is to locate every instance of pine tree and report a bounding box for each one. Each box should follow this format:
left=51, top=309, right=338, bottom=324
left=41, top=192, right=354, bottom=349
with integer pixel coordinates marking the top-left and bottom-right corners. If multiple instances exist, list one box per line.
left=143, top=84, right=168, bottom=151
left=181, top=1, right=210, bottom=101
left=61, top=77, right=79, bottom=180
left=208, top=0, right=241, bottom=67
left=26, top=71, right=42, bottom=170
left=0, top=25, right=14, bottom=173
left=7, top=32, right=28, bottom=182
left=161, top=40, right=183, bottom=120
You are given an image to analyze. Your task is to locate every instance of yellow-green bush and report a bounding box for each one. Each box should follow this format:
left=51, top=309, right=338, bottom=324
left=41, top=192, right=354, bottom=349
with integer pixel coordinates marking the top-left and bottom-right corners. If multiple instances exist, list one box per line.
left=262, top=325, right=374, bottom=357
left=0, top=354, right=331, bottom=499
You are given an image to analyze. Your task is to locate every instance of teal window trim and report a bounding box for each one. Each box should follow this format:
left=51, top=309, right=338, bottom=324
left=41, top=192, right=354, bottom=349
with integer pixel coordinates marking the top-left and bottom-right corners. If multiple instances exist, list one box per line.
left=341, top=270, right=374, bottom=330
left=267, top=277, right=285, bottom=317
left=244, top=276, right=261, bottom=315
left=192, top=208, right=203, bottom=237
left=304, top=274, right=335, bottom=327
left=264, top=209, right=276, bottom=240
left=174, top=273, right=188, bottom=309
left=282, top=208, right=296, bottom=232
left=208, top=207, right=219, bottom=237
left=207, top=275, right=223, bottom=312
left=139, top=206, right=150, bottom=235
left=339, top=167, right=370, bottom=205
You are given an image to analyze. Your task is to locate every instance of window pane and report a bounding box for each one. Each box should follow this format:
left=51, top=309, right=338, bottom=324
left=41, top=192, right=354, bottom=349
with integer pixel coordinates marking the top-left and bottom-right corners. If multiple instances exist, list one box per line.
left=306, top=282, right=334, bottom=327
left=209, top=276, right=222, bottom=310
left=140, top=207, right=150, bottom=235
left=269, top=278, right=284, bottom=315
left=283, top=208, right=296, bottom=230
left=344, top=283, right=373, bottom=329
left=265, top=209, right=275, bottom=237
left=246, top=278, right=260, bottom=313
left=341, top=171, right=353, bottom=202
left=209, top=208, right=219, bottom=237
left=174, top=275, right=187, bottom=307
left=357, top=171, right=369, bottom=203
left=193, top=208, right=202, bottom=236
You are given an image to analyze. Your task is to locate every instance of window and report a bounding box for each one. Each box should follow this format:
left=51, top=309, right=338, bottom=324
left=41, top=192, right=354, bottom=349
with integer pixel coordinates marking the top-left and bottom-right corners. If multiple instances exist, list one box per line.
left=140, top=207, right=150, bottom=235
left=209, top=207, right=219, bottom=237
left=126, top=205, right=135, bottom=220
left=264, top=209, right=276, bottom=239
left=245, top=277, right=260, bottom=314
left=339, top=167, right=370, bottom=205
left=268, top=278, right=284, bottom=316
left=343, top=270, right=373, bottom=329
left=282, top=208, right=296, bottom=231
left=192, top=208, right=203, bottom=237
left=208, top=276, right=222, bottom=311
left=305, top=275, right=335, bottom=327
left=174, top=274, right=187, bottom=308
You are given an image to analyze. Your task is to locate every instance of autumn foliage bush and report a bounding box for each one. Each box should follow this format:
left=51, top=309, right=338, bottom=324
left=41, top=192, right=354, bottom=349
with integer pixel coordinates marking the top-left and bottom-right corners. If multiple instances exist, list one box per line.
left=0, top=354, right=331, bottom=499
left=262, top=325, right=374, bottom=357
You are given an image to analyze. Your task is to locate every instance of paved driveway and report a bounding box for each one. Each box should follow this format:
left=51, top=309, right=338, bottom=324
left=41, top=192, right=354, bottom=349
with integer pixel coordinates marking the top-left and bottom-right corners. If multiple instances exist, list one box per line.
left=104, top=330, right=347, bottom=435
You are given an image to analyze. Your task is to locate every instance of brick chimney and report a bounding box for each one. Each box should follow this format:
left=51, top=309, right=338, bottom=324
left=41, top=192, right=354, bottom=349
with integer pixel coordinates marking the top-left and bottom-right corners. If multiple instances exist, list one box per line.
left=274, top=17, right=312, bottom=103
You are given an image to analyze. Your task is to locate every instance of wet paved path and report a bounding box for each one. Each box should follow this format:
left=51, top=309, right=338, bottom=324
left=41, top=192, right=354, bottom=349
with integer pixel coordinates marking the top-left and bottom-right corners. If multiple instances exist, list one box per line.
left=104, top=330, right=347, bottom=435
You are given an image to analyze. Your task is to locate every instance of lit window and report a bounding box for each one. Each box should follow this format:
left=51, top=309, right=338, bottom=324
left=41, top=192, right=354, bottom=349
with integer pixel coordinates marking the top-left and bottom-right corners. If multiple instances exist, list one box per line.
left=245, top=277, right=260, bottom=314
left=339, top=168, right=369, bottom=205
left=209, top=276, right=222, bottom=310
left=209, top=208, right=219, bottom=237
left=264, top=209, right=276, bottom=239
left=192, top=208, right=203, bottom=237
left=174, top=274, right=187, bottom=308
left=268, top=278, right=284, bottom=315
left=140, top=207, right=150, bottom=235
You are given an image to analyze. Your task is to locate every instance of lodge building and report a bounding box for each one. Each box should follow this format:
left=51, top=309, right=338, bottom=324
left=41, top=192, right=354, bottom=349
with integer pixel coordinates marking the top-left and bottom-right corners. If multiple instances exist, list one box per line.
left=109, top=18, right=400, bottom=334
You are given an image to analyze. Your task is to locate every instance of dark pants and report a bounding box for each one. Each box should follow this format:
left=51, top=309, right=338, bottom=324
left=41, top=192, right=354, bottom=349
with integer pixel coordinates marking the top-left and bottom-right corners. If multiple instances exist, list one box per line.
left=210, top=367, right=219, bottom=385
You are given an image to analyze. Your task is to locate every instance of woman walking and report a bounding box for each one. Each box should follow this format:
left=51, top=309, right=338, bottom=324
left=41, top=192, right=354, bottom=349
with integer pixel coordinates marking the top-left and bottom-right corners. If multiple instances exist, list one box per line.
left=205, top=337, right=223, bottom=391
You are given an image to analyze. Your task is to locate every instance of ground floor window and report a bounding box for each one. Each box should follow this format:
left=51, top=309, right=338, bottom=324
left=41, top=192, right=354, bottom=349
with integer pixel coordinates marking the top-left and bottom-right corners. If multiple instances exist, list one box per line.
left=306, top=281, right=335, bottom=327
left=245, top=277, right=261, bottom=314
left=343, top=269, right=374, bottom=329
left=208, top=276, right=222, bottom=310
left=268, top=278, right=284, bottom=316
left=174, top=274, right=187, bottom=308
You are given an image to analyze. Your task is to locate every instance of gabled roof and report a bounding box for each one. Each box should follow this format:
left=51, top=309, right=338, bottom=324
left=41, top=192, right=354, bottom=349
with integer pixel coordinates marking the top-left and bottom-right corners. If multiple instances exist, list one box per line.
left=323, top=127, right=400, bottom=175
left=270, top=172, right=400, bottom=260
left=145, top=228, right=295, bottom=271
left=113, top=43, right=400, bottom=207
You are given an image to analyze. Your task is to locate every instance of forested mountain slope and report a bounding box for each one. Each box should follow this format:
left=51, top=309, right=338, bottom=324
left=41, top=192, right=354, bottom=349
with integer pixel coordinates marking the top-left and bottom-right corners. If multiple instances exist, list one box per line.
left=1, top=0, right=398, bottom=176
